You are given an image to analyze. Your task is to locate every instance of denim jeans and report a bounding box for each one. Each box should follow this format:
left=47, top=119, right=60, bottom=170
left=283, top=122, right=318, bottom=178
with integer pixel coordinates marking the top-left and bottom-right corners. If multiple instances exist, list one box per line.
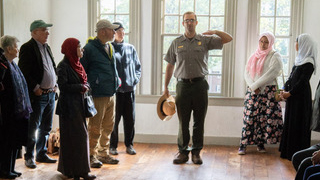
left=24, top=92, right=55, bottom=159
left=293, top=144, right=320, bottom=180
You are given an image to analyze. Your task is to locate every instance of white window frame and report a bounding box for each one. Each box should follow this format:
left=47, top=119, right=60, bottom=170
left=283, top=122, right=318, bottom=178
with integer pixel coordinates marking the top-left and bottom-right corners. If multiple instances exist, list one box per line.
left=152, top=0, right=237, bottom=97
left=87, top=0, right=141, bottom=92
left=247, top=0, right=304, bottom=83
left=0, top=0, right=3, bottom=36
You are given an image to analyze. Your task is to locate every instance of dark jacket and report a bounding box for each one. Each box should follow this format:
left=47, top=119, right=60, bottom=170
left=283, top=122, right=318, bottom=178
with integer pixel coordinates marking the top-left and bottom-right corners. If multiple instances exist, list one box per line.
left=56, top=58, right=85, bottom=116
left=0, top=48, right=28, bottom=148
left=18, top=38, right=56, bottom=100
left=112, top=41, right=141, bottom=93
left=80, top=38, right=120, bottom=97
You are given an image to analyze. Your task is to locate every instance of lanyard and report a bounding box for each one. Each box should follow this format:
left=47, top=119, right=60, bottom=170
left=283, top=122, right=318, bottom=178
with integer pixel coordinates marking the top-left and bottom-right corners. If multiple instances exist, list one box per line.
left=107, top=42, right=113, bottom=59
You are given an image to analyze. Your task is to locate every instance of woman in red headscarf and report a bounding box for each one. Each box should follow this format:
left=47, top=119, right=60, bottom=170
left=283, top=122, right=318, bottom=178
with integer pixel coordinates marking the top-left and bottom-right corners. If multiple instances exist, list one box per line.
left=238, top=32, right=284, bottom=155
left=56, top=38, right=96, bottom=180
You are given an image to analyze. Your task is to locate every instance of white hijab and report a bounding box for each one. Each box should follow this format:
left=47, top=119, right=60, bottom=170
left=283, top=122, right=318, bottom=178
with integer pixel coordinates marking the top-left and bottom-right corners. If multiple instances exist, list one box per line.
left=295, top=33, right=318, bottom=74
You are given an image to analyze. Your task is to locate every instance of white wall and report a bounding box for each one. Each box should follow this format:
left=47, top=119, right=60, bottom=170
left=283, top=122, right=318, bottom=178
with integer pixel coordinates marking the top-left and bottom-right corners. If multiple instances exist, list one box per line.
left=3, top=0, right=320, bottom=144
left=304, top=0, right=320, bottom=140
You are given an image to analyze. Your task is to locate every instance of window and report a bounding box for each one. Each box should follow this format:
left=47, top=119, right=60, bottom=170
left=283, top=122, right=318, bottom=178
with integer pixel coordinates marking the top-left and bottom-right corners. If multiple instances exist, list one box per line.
left=98, top=0, right=130, bottom=42
left=155, top=0, right=236, bottom=96
left=88, top=0, right=141, bottom=93
left=0, top=0, right=3, bottom=36
left=88, top=0, right=140, bottom=46
left=248, top=0, right=304, bottom=88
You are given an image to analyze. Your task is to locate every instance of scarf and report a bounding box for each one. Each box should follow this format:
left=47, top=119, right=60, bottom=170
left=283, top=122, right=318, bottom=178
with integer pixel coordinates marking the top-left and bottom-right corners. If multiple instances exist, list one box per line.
left=295, top=34, right=318, bottom=74
left=61, top=38, right=87, bottom=84
left=246, top=32, right=275, bottom=79
left=8, top=61, right=33, bottom=119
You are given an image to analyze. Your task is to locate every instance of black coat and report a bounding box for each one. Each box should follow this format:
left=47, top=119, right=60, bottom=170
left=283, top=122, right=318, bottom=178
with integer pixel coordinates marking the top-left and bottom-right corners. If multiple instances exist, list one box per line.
left=56, top=58, right=86, bottom=116
left=56, top=58, right=90, bottom=176
left=279, top=63, right=314, bottom=160
left=0, top=49, right=29, bottom=151
left=18, top=38, right=56, bottom=100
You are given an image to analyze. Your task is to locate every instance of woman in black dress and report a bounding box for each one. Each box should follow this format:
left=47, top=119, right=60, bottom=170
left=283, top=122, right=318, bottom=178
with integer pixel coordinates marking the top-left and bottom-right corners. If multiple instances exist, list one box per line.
left=56, top=38, right=96, bottom=180
left=279, top=34, right=318, bottom=160
left=0, top=35, right=32, bottom=179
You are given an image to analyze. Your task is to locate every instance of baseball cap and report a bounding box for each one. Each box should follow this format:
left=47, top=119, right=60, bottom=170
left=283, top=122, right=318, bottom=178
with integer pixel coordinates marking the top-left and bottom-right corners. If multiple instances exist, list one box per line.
left=113, top=22, right=124, bottom=31
left=30, top=20, right=53, bottom=32
left=96, top=19, right=119, bottom=32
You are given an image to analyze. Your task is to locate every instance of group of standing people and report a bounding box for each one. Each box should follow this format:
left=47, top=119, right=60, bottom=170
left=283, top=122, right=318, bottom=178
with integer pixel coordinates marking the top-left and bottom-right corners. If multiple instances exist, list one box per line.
left=238, top=29, right=319, bottom=179
left=0, top=18, right=141, bottom=180
left=2, top=9, right=319, bottom=180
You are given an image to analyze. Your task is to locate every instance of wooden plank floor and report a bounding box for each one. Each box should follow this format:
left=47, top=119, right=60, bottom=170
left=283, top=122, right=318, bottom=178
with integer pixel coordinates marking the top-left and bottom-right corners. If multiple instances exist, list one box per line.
left=3, top=143, right=296, bottom=180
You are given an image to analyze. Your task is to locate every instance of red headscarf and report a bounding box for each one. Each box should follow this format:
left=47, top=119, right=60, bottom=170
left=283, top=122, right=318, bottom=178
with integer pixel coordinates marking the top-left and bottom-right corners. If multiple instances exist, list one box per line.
left=61, top=38, right=87, bottom=84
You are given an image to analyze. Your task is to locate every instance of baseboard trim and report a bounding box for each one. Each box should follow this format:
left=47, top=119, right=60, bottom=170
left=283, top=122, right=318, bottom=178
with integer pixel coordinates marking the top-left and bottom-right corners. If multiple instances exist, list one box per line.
left=118, top=133, right=320, bottom=146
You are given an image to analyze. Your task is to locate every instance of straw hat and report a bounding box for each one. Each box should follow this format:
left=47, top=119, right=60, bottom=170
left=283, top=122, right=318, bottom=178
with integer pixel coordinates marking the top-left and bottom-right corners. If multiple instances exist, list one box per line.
left=157, top=95, right=176, bottom=121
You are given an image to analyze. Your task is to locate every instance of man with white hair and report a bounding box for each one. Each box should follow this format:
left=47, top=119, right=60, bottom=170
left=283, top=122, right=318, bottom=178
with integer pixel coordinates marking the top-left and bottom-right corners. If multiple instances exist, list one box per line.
left=80, top=19, right=121, bottom=168
left=19, top=20, right=58, bottom=169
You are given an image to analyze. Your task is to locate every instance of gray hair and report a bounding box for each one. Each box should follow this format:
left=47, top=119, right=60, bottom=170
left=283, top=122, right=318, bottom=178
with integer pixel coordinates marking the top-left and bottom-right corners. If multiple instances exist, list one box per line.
left=0, top=35, right=19, bottom=52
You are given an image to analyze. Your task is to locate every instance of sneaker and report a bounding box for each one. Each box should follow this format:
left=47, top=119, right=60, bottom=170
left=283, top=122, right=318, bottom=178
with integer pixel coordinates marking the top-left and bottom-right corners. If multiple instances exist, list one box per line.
left=173, top=152, right=189, bottom=164
left=109, top=147, right=118, bottom=155
left=90, top=155, right=103, bottom=168
left=126, top=145, right=136, bottom=155
left=238, top=147, right=246, bottom=155
left=257, top=144, right=266, bottom=153
left=97, top=155, right=119, bottom=164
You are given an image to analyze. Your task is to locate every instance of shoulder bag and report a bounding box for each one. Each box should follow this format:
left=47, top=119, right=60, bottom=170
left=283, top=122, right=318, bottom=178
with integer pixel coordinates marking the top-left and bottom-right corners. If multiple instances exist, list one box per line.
left=84, top=89, right=97, bottom=117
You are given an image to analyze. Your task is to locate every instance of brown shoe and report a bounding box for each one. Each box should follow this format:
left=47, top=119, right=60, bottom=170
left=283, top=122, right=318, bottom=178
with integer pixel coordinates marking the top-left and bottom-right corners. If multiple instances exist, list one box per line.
left=97, top=155, right=119, bottom=164
left=173, top=152, right=189, bottom=164
left=191, top=154, right=203, bottom=165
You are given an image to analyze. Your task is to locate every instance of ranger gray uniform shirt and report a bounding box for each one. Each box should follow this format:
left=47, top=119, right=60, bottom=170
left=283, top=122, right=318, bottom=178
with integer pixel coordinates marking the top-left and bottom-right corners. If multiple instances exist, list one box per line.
left=164, top=34, right=223, bottom=79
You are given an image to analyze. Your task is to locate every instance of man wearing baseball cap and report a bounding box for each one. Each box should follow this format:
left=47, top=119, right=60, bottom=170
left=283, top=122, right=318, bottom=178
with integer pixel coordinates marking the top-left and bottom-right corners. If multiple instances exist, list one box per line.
left=80, top=19, right=121, bottom=168
left=18, top=19, right=57, bottom=169
left=109, top=22, right=141, bottom=156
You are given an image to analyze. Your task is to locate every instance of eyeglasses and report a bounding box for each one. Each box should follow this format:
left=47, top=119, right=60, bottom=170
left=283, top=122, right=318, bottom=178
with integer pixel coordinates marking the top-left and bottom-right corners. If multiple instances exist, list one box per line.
left=184, top=19, right=196, bottom=23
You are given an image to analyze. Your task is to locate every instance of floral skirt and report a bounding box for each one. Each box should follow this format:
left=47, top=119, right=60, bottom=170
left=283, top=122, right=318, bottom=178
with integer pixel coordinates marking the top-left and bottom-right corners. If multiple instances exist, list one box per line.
left=240, top=85, right=283, bottom=147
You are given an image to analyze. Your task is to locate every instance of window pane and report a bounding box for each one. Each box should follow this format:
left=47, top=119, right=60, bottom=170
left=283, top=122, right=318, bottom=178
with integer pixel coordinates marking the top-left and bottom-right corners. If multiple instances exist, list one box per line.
left=261, top=0, right=275, bottom=16
left=101, top=15, right=115, bottom=22
left=163, top=36, right=178, bottom=54
left=282, top=58, right=289, bottom=76
left=164, top=16, right=179, bottom=34
left=124, top=35, right=129, bottom=43
left=179, top=16, right=184, bottom=34
left=277, top=0, right=291, bottom=16
left=275, top=17, right=290, bottom=36
left=211, top=0, right=225, bottom=15
left=208, top=56, right=222, bottom=74
left=209, top=50, right=222, bottom=56
left=116, top=0, right=129, bottom=13
left=101, top=0, right=115, bottom=13
left=208, top=75, right=221, bottom=93
left=180, top=0, right=194, bottom=13
left=163, top=57, right=167, bottom=73
left=260, top=17, right=274, bottom=34
left=162, top=73, right=177, bottom=93
left=115, top=15, right=129, bottom=30
left=196, top=0, right=209, bottom=15
left=274, top=38, right=290, bottom=56
left=210, top=17, right=224, bottom=31
left=165, top=0, right=179, bottom=14
left=197, top=17, right=209, bottom=33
